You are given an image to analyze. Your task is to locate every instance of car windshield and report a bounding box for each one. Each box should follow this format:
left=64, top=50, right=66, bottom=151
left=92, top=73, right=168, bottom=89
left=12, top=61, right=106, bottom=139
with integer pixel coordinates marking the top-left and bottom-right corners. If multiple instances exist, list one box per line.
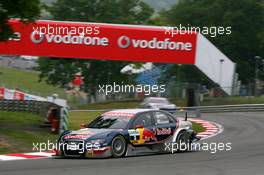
left=146, top=98, right=169, bottom=104
left=87, top=115, right=131, bottom=129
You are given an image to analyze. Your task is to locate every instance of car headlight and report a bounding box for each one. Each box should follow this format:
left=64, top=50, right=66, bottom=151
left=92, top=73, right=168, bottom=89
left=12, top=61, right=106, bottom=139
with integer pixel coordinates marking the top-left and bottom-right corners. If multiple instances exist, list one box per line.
left=89, top=139, right=106, bottom=146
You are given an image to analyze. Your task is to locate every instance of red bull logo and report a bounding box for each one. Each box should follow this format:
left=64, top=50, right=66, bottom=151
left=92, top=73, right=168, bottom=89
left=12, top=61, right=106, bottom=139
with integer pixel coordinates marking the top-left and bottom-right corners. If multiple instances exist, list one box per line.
left=129, top=128, right=157, bottom=144
left=142, top=129, right=157, bottom=142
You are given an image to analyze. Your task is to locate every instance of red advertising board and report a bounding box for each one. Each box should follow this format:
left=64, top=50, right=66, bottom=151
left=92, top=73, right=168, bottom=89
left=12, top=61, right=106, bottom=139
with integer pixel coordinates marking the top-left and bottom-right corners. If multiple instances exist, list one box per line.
left=13, top=90, right=25, bottom=100
left=0, top=20, right=197, bottom=64
left=0, top=87, right=4, bottom=99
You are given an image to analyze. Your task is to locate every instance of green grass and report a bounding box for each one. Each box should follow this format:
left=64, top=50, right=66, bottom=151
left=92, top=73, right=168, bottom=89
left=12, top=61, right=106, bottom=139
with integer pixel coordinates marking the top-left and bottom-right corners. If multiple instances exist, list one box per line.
left=0, top=111, right=42, bottom=125
left=0, top=66, right=66, bottom=98
left=0, top=66, right=88, bottom=108
left=0, top=111, right=58, bottom=154
left=69, top=111, right=102, bottom=130
left=192, top=122, right=205, bottom=133
left=201, top=96, right=264, bottom=106
left=0, top=128, right=57, bottom=153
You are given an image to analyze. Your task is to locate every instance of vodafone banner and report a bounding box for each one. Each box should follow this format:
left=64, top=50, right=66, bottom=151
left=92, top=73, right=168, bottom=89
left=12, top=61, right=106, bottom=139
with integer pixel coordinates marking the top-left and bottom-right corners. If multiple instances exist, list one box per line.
left=0, top=20, right=196, bottom=64
left=0, top=20, right=236, bottom=95
left=0, top=87, right=46, bottom=101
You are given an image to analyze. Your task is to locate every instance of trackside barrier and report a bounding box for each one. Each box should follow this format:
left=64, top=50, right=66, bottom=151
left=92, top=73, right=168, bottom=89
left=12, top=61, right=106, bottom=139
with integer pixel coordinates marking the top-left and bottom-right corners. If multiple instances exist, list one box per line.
left=70, top=104, right=264, bottom=114
left=0, top=99, right=69, bottom=133
left=0, top=99, right=53, bottom=116
left=181, top=104, right=264, bottom=113
left=59, top=107, right=69, bottom=134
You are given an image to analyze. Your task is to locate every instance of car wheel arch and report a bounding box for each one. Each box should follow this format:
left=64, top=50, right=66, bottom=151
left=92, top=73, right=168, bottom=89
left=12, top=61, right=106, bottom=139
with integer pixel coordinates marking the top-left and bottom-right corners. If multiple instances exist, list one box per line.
left=172, top=128, right=188, bottom=143
left=111, top=134, right=127, bottom=158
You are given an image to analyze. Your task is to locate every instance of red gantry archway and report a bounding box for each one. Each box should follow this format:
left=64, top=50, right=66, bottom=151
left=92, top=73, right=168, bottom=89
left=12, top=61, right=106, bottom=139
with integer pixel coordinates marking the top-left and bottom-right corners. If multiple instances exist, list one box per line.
left=0, top=20, right=236, bottom=95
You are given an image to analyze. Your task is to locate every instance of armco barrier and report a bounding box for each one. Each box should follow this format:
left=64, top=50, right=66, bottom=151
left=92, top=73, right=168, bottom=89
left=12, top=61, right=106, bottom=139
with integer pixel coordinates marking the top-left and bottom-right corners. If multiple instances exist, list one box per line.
left=0, top=99, right=69, bottom=133
left=70, top=104, right=264, bottom=114
left=0, top=99, right=53, bottom=116
left=59, top=107, right=69, bottom=134
left=70, top=109, right=201, bottom=118
left=182, top=104, right=264, bottom=113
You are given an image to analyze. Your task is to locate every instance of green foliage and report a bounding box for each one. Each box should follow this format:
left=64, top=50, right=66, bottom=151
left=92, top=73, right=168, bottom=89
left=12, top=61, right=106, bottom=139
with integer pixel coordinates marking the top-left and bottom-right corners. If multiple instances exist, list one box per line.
left=157, top=64, right=214, bottom=87
left=163, top=0, right=264, bottom=83
left=49, top=0, right=154, bottom=24
left=0, top=0, right=41, bottom=40
left=201, top=96, right=264, bottom=106
left=38, top=58, right=136, bottom=95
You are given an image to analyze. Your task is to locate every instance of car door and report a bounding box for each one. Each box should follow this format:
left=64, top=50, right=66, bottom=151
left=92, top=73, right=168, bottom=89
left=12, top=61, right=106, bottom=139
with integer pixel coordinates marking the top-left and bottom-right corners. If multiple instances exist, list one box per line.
left=128, top=112, right=157, bottom=145
left=152, top=111, right=177, bottom=142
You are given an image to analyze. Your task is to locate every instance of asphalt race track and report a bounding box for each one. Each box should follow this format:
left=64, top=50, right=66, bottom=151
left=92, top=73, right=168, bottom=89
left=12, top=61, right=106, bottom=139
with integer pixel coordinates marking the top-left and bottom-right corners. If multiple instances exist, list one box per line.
left=1, top=112, right=264, bottom=175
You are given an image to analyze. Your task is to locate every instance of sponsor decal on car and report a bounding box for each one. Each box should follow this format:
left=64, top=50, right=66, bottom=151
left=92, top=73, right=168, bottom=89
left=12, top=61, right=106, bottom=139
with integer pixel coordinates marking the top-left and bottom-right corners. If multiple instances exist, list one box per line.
left=103, top=112, right=135, bottom=118
left=128, top=128, right=157, bottom=144
left=70, top=129, right=95, bottom=135
left=156, top=128, right=172, bottom=135
left=64, top=135, right=87, bottom=139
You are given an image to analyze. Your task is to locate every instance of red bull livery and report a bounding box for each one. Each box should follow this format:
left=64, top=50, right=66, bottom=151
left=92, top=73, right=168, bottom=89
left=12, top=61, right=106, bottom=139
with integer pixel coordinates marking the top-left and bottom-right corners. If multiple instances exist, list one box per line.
left=55, top=109, right=199, bottom=158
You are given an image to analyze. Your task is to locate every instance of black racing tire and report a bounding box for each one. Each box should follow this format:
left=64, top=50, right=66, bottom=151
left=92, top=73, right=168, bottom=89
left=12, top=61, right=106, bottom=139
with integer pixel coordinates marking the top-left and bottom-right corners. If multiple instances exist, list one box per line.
left=111, top=135, right=127, bottom=158
left=176, top=131, right=190, bottom=152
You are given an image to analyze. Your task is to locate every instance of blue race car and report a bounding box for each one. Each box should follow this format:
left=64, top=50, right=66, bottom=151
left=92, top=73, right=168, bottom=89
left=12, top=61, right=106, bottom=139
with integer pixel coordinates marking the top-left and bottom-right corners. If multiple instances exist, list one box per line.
left=55, top=109, right=198, bottom=158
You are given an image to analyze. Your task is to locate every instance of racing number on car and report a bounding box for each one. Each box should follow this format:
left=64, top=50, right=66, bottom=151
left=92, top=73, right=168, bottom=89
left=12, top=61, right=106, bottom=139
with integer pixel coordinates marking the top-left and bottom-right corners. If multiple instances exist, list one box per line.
left=128, top=129, right=140, bottom=141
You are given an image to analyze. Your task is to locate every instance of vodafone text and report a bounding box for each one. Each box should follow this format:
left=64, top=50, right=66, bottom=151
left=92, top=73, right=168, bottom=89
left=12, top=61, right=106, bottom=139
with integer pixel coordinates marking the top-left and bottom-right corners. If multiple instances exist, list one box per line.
left=30, top=31, right=193, bottom=51
left=118, top=36, right=192, bottom=51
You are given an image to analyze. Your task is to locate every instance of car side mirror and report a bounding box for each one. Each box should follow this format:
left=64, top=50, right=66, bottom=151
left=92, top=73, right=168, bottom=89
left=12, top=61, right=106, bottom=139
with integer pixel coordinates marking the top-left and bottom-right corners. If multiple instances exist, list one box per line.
left=135, top=124, right=144, bottom=129
left=80, top=123, right=86, bottom=128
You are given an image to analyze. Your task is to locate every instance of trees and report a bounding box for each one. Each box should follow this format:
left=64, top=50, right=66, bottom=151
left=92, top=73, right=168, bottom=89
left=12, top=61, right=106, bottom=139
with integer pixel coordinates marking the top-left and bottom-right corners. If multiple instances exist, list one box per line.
left=38, top=58, right=136, bottom=97
left=49, top=0, right=153, bottom=24
left=0, top=0, right=41, bottom=41
left=38, top=0, right=154, bottom=100
left=163, top=0, right=264, bottom=84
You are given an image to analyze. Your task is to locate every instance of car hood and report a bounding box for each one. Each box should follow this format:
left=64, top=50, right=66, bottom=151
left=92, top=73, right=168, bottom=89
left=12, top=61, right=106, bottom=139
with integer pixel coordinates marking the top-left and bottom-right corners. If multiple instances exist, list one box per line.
left=62, top=128, right=118, bottom=140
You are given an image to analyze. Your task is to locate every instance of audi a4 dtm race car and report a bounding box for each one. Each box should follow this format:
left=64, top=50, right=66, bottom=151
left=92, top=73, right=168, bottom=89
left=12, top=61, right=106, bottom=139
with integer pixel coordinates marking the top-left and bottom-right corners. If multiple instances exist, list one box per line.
left=55, top=109, right=199, bottom=158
